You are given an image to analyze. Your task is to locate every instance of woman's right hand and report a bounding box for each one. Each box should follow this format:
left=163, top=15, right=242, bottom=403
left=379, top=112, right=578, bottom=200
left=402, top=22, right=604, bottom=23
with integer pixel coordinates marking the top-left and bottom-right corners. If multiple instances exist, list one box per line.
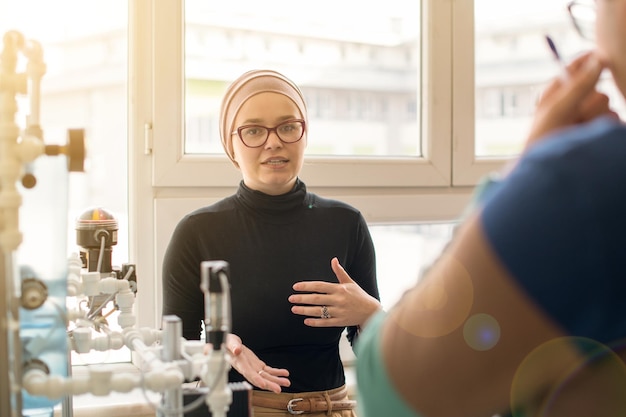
left=219, top=333, right=291, bottom=393
left=525, top=51, right=616, bottom=152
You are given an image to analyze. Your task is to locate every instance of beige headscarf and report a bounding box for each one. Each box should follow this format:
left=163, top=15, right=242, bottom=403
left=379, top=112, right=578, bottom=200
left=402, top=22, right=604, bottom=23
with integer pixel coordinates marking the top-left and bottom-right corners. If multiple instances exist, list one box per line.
left=219, top=69, right=308, bottom=167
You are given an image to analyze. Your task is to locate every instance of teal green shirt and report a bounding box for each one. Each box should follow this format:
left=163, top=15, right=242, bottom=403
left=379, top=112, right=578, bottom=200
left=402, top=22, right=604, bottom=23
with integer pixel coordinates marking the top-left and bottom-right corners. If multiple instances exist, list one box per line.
left=355, top=311, right=420, bottom=417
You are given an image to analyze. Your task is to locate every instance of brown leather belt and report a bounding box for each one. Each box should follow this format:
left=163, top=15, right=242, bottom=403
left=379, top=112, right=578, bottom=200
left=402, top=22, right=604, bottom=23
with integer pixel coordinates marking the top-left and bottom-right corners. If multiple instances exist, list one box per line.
left=252, top=386, right=357, bottom=415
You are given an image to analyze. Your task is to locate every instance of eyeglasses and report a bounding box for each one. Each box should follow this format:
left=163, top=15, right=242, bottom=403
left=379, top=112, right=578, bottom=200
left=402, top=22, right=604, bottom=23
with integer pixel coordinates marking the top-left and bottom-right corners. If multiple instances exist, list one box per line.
left=232, top=119, right=306, bottom=148
left=567, top=0, right=596, bottom=41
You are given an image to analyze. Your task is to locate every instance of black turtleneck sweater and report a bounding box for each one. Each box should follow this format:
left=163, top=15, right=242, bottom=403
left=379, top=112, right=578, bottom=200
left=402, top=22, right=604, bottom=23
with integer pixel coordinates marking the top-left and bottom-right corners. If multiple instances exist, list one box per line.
left=162, top=179, right=379, bottom=393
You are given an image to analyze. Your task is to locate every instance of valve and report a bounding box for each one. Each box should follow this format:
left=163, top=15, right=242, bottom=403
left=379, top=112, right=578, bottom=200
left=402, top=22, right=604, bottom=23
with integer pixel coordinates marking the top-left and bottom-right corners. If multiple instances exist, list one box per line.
left=20, top=278, right=48, bottom=310
left=44, top=128, right=86, bottom=172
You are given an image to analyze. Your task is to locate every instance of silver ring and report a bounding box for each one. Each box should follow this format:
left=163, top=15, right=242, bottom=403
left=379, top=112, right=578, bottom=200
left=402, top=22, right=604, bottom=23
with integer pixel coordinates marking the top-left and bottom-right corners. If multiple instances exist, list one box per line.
left=258, top=369, right=264, bottom=375
left=321, top=305, right=331, bottom=319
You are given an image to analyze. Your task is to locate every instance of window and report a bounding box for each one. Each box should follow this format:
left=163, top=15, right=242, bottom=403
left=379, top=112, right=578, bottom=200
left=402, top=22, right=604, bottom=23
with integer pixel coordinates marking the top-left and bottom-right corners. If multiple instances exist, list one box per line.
left=149, top=0, right=452, bottom=188
left=183, top=0, right=420, bottom=158
left=371, top=223, right=455, bottom=309
left=452, top=0, right=626, bottom=184
left=473, top=0, right=626, bottom=159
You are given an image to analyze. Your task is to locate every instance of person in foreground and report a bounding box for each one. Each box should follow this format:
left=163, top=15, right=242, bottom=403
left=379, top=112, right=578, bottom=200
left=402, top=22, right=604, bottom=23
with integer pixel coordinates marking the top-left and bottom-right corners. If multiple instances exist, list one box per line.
left=356, top=1, right=626, bottom=416
left=162, top=69, right=381, bottom=416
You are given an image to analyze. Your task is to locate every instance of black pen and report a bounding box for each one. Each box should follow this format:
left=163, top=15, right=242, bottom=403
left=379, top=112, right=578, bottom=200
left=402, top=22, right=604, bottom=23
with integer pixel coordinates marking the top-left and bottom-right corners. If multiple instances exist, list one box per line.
left=545, top=34, right=568, bottom=78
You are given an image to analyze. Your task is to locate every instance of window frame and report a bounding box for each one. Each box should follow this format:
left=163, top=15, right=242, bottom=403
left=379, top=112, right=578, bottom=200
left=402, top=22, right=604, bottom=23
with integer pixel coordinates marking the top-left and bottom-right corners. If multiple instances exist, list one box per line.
left=150, top=0, right=455, bottom=188
left=452, top=0, right=511, bottom=185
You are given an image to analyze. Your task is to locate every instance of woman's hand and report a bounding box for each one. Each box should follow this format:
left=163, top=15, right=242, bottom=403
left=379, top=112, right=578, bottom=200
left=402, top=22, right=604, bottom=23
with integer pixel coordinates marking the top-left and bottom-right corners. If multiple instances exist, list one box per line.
left=205, top=333, right=290, bottom=393
left=525, top=51, right=617, bottom=152
left=289, top=257, right=382, bottom=328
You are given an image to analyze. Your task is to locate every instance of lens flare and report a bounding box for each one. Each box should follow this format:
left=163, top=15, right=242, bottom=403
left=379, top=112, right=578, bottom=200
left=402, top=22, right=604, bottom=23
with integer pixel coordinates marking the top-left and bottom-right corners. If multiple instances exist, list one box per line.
left=392, top=253, right=474, bottom=338
left=463, top=313, right=500, bottom=351
left=511, top=337, right=626, bottom=416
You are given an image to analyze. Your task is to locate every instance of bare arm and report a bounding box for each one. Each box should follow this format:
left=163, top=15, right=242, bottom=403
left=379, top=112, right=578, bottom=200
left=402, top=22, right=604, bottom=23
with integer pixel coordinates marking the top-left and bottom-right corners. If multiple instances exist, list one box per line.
left=380, top=215, right=584, bottom=417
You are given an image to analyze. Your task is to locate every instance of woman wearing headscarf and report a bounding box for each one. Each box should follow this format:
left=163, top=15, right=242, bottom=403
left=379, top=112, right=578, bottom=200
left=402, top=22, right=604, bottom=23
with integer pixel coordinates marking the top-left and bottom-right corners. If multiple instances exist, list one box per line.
left=162, top=69, right=381, bottom=416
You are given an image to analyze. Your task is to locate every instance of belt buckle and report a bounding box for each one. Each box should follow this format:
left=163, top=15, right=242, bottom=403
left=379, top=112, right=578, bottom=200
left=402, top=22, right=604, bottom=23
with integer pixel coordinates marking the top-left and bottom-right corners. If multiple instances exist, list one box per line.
left=287, top=398, right=304, bottom=415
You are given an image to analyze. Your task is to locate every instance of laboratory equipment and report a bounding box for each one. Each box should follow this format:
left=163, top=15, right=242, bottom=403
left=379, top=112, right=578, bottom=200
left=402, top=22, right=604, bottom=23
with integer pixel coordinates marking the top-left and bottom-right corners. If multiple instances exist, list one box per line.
left=1, top=30, right=248, bottom=417
left=0, top=28, right=84, bottom=417
left=75, top=207, right=137, bottom=320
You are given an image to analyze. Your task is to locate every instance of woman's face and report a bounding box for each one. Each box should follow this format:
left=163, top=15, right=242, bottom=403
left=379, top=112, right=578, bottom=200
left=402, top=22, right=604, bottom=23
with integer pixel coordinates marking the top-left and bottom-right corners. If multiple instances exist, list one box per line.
left=596, top=0, right=626, bottom=97
left=231, top=92, right=306, bottom=195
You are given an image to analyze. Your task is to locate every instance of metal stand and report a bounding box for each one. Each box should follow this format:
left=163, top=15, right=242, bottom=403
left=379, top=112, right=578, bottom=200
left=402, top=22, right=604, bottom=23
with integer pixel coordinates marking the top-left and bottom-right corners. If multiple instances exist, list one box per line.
left=1, top=250, right=22, bottom=417
left=61, top=349, right=73, bottom=417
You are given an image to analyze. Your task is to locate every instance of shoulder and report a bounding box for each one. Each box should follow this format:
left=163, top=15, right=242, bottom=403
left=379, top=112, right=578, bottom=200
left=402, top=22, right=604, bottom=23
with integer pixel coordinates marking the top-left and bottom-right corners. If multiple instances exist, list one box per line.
left=191, top=195, right=238, bottom=215
left=305, top=192, right=367, bottom=225
left=490, top=117, right=626, bottom=204
left=524, top=116, right=626, bottom=169
left=565, top=115, right=625, bottom=141
left=175, top=195, right=239, bottom=229
left=480, top=116, right=626, bottom=243
left=307, top=192, right=362, bottom=214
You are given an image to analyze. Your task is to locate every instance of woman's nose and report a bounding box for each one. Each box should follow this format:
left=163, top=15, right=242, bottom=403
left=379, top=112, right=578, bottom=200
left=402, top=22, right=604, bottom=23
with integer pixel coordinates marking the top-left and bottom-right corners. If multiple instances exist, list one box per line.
left=265, top=130, right=283, bottom=148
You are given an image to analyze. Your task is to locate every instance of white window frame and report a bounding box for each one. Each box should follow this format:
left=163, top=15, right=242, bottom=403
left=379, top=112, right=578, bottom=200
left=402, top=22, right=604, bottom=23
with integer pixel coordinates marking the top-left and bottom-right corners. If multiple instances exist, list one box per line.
left=128, top=0, right=511, bottom=331
left=150, top=0, right=453, bottom=188
left=451, top=0, right=511, bottom=185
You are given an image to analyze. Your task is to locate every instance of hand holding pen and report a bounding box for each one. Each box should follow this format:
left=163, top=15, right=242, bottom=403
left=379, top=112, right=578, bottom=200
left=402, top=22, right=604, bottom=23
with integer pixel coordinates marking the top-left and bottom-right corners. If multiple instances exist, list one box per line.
left=523, top=40, right=614, bottom=151
left=545, top=35, right=569, bottom=78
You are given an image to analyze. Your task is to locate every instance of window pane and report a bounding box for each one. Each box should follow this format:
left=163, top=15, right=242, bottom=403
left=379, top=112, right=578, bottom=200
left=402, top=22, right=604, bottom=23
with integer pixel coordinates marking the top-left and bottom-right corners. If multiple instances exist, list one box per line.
left=1, top=0, right=129, bottom=364
left=474, top=0, right=624, bottom=157
left=370, top=223, right=455, bottom=309
left=184, top=0, right=421, bottom=157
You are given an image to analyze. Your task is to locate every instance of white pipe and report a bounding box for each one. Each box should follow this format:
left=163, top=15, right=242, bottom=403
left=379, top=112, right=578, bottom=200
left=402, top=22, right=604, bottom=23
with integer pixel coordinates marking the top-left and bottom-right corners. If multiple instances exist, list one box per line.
left=67, top=253, right=83, bottom=296
left=99, top=277, right=130, bottom=294
left=25, top=325, right=188, bottom=399
left=22, top=366, right=179, bottom=398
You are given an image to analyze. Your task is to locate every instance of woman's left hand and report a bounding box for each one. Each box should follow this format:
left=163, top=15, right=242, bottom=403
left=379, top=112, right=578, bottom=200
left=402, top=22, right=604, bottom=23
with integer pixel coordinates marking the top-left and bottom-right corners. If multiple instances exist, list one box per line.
left=289, top=257, right=381, bottom=327
left=205, top=333, right=291, bottom=393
